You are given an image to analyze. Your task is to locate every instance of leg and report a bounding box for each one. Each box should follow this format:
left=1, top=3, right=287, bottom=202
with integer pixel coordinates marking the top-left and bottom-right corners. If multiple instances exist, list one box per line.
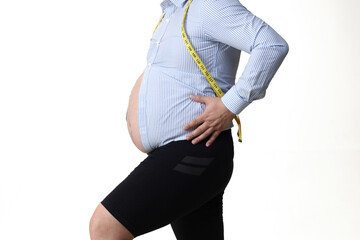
left=90, top=130, right=234, bottom=239
left=171, top=191, right=225, bottom=240
left=89, top=203, right=134, bottom=240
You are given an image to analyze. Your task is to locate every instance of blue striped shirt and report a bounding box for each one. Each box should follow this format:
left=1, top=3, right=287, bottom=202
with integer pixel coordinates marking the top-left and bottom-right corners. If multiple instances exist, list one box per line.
left=138, top=0, right=289, bottom=152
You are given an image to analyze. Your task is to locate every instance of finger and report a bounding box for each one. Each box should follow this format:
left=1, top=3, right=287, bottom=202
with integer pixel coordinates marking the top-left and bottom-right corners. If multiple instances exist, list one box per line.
left=190, top=95, right=208, bottom=104
left=191, top=127, right=214, bottom=145
left=186, top=123, right=208, bottom=140
left=183, top=114, right=204, bottom=130
left=205, top=130, right=221, bottom=147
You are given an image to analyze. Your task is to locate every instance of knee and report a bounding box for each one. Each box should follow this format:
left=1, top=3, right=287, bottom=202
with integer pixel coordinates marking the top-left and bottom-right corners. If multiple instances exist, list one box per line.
left=89, top=203, right=134, bottom=240
left=89, top=205, right=107, bottom=240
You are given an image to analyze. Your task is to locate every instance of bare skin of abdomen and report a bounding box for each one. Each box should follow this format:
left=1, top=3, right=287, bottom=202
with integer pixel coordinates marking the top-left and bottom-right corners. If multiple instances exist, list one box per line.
left=126, top=72, right=147, bottom=153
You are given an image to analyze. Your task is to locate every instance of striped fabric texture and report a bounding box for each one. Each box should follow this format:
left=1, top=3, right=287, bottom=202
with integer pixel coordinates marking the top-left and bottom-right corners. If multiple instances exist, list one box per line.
left=138, top=0, right=289, bottom=152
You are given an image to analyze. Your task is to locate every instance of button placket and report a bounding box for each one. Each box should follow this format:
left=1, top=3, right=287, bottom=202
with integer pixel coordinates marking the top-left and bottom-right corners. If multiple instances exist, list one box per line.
left=147, top=14, right=171, bottom=67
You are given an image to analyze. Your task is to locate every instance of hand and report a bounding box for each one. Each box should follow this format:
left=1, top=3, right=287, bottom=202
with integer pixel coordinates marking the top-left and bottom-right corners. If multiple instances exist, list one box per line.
left=183, top=95, right=235, bottom=147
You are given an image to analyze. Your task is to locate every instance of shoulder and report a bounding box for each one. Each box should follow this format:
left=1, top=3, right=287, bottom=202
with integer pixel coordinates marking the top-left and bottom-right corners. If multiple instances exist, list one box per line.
left=201, top=0, right=246, bottom=8
left=200, top=0, right=250, bottom=18
left=199, top=0, right=252, bottom=23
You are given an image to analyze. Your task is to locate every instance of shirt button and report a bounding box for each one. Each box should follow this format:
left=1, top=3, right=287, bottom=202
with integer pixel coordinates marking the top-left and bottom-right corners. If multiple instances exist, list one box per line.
left=156, top=41, right=160, bottom=45
left=165, top=18, right=170, bottom=23
left=148, top=63, right=152, bottom=66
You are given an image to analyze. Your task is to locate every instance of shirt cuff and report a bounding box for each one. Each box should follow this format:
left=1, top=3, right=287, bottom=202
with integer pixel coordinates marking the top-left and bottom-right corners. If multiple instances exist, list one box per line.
left=221, top=86, right=251, bottom=115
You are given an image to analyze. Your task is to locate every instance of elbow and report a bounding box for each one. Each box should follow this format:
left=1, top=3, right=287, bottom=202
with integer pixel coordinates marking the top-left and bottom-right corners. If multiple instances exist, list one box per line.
left=279, top=39, right=289, bottom=58
left=254, top=23, right=289, bottom=58
left=269, top=38, right=289, bottom=62
left=267, top=35, right=289, bottom=59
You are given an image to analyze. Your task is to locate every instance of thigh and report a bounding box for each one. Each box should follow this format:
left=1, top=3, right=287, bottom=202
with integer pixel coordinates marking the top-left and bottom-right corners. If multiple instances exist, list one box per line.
left=171, top=191, right=225, bottom=240
left=101, top=130, right=234, bottom=238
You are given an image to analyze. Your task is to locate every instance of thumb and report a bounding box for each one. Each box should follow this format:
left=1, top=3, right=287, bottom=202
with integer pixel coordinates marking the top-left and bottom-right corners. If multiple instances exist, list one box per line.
left=190, top=95, right=208, bottom=103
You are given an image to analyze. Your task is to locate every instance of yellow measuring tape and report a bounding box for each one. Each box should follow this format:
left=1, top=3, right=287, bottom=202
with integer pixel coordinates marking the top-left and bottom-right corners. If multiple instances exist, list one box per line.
left=153, top=0, right=242, bottom=142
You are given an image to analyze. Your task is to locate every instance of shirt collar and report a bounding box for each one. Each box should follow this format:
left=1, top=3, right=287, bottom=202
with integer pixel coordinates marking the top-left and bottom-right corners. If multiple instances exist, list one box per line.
left=160, top=0, right=187, bottom=11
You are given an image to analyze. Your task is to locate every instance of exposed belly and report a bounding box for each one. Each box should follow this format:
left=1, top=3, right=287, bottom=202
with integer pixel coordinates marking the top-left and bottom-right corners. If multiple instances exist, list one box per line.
left=126, top=72, right=147, bottom=153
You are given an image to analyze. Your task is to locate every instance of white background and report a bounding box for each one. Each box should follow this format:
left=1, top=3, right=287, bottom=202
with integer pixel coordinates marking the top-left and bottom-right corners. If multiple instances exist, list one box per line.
left=1, top=0, right=359, bottom=239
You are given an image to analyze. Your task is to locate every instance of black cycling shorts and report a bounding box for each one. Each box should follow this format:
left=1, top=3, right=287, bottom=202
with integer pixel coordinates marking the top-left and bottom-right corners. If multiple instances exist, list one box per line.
left=101, top=129, right=234, bottom=239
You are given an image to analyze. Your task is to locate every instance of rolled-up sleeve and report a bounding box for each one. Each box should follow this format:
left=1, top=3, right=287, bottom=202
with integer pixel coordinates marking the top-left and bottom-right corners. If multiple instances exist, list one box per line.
left=201, top=0, right=289, bottom=115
